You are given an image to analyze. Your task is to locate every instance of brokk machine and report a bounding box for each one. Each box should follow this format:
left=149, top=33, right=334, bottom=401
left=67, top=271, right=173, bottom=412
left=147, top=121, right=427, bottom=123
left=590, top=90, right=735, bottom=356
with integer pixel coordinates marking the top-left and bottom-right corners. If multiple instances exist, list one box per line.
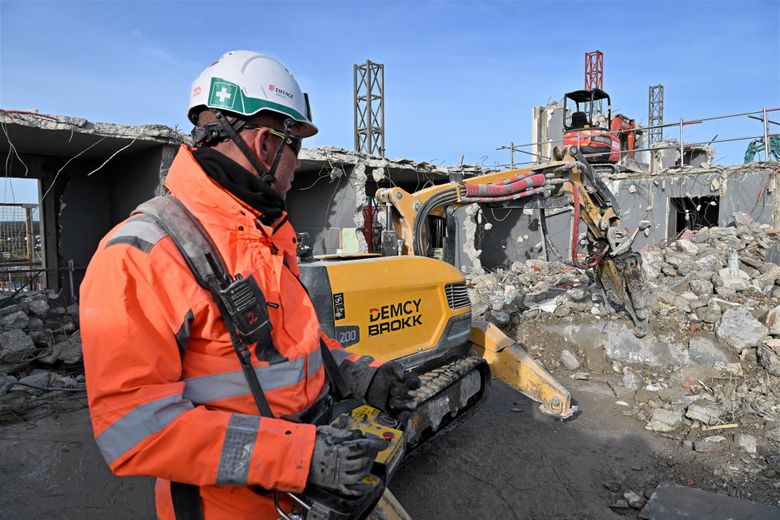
left=299, top=147, right=649, bottom=455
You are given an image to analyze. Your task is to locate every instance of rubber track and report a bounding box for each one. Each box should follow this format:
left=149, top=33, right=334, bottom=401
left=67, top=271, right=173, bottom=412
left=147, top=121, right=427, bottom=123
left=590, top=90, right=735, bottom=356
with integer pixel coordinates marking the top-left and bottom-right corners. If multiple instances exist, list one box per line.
left=413, top=355, right=485, bottom=405
left=400, top=355, right=490, bottom=462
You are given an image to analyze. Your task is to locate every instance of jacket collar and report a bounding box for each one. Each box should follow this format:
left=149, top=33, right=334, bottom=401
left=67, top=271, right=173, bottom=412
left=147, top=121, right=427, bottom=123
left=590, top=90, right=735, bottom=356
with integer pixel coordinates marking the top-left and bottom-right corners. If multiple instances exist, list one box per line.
left=164, top=145, right=286, bottom=238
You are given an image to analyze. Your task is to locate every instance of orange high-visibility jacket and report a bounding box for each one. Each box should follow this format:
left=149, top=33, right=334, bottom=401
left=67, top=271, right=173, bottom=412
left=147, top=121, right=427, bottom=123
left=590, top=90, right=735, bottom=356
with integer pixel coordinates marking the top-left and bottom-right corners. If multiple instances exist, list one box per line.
left=81, top=146, right=366, bottom=519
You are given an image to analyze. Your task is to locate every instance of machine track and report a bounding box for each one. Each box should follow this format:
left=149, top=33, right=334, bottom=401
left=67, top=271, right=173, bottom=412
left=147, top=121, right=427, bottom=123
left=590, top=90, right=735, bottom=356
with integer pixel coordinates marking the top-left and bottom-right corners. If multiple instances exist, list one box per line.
left=400, top=354, right=490, bottom=450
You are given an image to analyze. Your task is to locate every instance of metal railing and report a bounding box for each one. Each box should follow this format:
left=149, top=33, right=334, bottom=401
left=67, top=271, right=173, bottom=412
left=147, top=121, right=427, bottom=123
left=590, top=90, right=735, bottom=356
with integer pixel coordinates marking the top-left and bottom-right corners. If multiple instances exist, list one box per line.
left=0, top=262, right=85, bottom=305
left=0, top=202, right=44, bottom=291
left=497, top=106, right=780, bottom=169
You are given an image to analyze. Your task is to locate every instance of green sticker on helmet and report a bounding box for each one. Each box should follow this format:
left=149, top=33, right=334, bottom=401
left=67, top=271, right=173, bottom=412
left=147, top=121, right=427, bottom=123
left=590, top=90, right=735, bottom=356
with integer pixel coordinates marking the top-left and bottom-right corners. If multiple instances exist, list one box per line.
left=206, top=77, right=307, bottom=122
left=208, top=79, right=240, bottom=111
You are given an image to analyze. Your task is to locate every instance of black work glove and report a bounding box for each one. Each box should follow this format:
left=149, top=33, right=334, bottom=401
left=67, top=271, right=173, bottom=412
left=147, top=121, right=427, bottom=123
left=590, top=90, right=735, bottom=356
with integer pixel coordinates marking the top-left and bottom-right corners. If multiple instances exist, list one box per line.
left=365, top=361, right=422, bottom=414
left=307, top=425, right=389, bottom=497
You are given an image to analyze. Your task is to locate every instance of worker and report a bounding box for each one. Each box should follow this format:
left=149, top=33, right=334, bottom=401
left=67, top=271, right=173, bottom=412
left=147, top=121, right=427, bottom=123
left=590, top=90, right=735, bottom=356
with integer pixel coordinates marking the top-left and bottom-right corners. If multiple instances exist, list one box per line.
left=80, top=50, right=420, bottom=520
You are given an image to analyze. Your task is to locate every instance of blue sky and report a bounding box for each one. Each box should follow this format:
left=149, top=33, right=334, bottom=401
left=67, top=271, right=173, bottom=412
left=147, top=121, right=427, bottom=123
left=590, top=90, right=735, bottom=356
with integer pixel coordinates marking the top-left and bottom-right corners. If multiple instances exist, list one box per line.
left=2, top=0, right=779, bottom=203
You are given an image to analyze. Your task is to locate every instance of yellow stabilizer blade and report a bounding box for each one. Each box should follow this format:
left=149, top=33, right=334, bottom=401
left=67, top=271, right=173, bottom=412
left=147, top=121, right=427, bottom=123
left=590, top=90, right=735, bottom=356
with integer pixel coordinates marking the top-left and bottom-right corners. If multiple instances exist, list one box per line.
left=470, top=320, right=576, bottom=419
left=369, top=489, right=413, bottom=520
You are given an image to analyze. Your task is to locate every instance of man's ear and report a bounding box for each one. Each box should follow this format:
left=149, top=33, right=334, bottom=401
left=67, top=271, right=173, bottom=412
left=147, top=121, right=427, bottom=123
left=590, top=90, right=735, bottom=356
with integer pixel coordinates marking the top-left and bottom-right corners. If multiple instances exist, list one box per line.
left=248, top=128, right=275, bottom=172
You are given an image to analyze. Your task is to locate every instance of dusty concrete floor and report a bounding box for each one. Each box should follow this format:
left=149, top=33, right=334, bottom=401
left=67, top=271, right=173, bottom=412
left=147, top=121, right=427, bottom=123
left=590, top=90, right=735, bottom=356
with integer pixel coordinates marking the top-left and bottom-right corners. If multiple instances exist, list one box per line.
left=0, top=377, right=777, bottom=519
left=393, top=378, right=668, bottom=520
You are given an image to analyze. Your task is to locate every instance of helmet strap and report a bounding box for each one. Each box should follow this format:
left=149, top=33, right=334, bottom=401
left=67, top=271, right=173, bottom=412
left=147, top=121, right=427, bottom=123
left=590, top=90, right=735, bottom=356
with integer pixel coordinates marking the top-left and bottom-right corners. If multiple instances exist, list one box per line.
left=265, top=118, right=294, bottom=184
left=209, top=110, right=270, bottom=181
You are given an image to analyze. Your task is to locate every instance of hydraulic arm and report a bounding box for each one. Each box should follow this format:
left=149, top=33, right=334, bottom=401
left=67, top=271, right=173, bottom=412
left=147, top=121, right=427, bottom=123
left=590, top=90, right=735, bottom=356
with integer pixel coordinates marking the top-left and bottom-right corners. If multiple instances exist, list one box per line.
left=375, top=147, right=650, bottom=337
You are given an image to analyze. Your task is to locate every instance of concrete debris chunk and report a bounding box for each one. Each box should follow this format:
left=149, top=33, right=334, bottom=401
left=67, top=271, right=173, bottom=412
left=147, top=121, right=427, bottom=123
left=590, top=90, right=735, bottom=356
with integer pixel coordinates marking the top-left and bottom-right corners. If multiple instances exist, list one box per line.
left=0, top=304, right=22, bottom=318
left=688, top=334, right=739, bottom=369
left=0, top=329, right=35, bottom=363
left=717, top=267, right=751, bottom=291
left=689, top=279, right=713, bottom=297
left=27, top=299, right=49, bottom=317
left=12, top=370, right=52, bottom=394
left=757, top=341, right=780, bottom=376
left=624, top=490, right=647, bottom=509
left=694, top=435, right=727, bottom=452
left=716, top=307, right=768, bottom=352
left=696, top=300, right=722, bottom=324
left=685, top=401, right=721, bottom=425
left=646, top=408, right=683, bottom=432
left=560, top=349, right=580, bottom=370
left=1, top=310, right=29, bottom=330
left=622, top=370, right=639, bottom=391
left=765, top=305, right=780, bottom=336
left=676, top=239, right=699, bottom=256
left=736, top=433, right=757, bottom=454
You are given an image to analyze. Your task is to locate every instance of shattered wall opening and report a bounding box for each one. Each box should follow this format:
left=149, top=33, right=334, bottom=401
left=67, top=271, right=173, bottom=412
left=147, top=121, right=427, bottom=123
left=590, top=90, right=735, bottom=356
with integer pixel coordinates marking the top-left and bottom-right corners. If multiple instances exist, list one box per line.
left=0, top=111, right=182, bottom=296
left=669, top=195, right=720, bottom=235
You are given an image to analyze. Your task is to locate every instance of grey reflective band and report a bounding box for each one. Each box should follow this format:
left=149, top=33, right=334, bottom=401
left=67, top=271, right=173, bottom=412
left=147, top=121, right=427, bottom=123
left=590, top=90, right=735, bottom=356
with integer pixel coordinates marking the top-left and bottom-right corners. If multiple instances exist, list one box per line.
left=216, top=414, right=260, bottom=486
left=183, top=350, right=322, bottom=405
left=330, top=348, right=351, bottom=365
left=106, top=215, right=167, bottom=253
left=95, top=393, right=193, bottom=464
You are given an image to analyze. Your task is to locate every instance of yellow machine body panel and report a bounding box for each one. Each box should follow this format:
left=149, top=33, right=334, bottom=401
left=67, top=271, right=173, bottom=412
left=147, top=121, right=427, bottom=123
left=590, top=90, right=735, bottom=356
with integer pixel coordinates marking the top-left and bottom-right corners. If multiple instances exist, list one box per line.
left=299, top=256, right=471, bottom=363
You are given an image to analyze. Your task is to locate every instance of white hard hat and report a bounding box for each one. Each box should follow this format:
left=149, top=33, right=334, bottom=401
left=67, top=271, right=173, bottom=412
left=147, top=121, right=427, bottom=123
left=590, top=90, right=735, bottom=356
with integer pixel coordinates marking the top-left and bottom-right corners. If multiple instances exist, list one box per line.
left=188, top=50, right=317, bottom=137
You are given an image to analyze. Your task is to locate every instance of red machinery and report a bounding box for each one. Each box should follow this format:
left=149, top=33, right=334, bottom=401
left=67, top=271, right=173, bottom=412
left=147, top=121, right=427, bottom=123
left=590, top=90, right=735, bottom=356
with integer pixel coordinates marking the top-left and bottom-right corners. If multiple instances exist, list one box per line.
left=610, top=114, right=639, bottom=160
left=562, top=88, right=621, bottom=164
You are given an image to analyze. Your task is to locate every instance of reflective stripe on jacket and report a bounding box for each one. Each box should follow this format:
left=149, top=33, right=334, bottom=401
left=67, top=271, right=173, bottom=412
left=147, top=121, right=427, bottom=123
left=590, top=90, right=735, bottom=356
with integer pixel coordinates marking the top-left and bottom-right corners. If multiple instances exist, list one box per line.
left=81, top=145, right=365, bottom=519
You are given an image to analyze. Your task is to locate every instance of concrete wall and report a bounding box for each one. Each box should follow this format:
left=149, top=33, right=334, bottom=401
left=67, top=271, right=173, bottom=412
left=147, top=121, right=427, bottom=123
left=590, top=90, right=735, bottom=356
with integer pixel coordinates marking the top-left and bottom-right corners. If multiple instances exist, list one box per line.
left=608, top=168, right=775, bottom=252
left=287, top=167, right=359, bottom=255
left=473, top=167, right=776, bottom=270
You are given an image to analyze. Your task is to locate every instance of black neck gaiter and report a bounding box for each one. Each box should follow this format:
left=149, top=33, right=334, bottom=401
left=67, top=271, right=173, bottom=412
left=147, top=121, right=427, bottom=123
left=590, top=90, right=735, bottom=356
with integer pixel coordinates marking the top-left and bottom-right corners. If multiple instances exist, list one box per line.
left=193, top=147, right=284, bottom=225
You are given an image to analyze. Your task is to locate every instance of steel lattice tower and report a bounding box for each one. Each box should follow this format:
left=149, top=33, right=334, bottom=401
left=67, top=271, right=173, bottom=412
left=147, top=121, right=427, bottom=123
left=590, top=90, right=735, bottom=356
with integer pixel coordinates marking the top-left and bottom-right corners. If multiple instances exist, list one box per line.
left=584, top=50, right=604, bottom=115
left=584, top=50, right=604, bottom=90
left=648, top=85, right=664, bottom=145
left=353, top=60, right=385, bottom=157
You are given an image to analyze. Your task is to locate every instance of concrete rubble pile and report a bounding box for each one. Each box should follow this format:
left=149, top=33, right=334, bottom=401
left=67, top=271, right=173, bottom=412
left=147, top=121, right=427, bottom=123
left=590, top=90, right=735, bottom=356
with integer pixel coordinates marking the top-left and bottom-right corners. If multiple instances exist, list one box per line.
left=0, top=291, right=83, bottom=419
left=467, top=217, right=780, bottom=484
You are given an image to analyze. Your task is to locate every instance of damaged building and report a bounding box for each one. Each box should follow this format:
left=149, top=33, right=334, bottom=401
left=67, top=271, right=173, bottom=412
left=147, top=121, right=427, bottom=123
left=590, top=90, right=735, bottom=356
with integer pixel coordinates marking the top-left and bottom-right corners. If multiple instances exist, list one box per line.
left=0, top=109, right=778, bottom=295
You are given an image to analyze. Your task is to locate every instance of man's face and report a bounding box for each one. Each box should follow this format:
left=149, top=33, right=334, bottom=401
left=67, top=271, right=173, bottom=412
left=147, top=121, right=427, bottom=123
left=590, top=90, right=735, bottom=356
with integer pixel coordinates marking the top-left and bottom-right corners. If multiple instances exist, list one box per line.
left=240, top=116, right=303, bottom=199
left=267, top=130, right=302, bottom=199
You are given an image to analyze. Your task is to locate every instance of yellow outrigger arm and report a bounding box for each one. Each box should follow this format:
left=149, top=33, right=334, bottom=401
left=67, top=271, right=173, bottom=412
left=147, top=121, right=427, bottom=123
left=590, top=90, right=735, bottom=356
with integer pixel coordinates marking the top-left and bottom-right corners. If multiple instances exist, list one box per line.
left=469, top=321, right=576, bottom=419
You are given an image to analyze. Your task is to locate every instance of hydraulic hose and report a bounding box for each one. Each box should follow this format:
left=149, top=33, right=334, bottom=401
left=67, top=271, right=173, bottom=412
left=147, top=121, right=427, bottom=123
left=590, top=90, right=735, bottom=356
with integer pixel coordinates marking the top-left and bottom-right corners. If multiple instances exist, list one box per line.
left=461, top=186, right=549, bottom=204
left=463, top=173, right=547, bottom=198
left=412, top=188, right=458, bottom=256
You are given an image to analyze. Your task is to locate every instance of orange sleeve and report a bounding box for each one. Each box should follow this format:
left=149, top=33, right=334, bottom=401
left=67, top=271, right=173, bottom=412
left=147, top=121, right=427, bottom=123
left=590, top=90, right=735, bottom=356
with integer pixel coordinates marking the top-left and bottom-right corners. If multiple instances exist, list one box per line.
left=80, top=232, right=315, bottom=492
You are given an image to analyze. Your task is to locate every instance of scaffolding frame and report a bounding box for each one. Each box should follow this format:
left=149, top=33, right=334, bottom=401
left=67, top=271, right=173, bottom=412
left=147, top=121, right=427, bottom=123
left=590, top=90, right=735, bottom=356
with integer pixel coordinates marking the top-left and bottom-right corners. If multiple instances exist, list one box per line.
left=353, top=60, right=385, bottom=157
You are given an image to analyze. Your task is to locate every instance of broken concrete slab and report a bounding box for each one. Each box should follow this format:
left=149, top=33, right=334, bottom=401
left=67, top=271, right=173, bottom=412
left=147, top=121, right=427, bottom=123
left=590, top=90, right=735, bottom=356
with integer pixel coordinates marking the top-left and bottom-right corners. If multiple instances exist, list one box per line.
left=639, top=482, right=780, bottom=519
left=554, top=322, right=692, bottom=367
left=646, top=409, right=683, bottom=432
left=689, top=279, right=714, bottom=297
left=560, top=349, right=580, bottom=370
left=688, top=334, right=740, bottom=370
left=717, top=307, right=768, bottom=352
left=685, top=401, right=721, bottom=425
left=27, top=299, right=49, bottom=318
left=1, top=310, right=29, bottom=330
left=0, top=329, right=35, bottom=364
left=757, top=341, right=780, bottom=376
left=718, top=267, right=751, bottom=291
